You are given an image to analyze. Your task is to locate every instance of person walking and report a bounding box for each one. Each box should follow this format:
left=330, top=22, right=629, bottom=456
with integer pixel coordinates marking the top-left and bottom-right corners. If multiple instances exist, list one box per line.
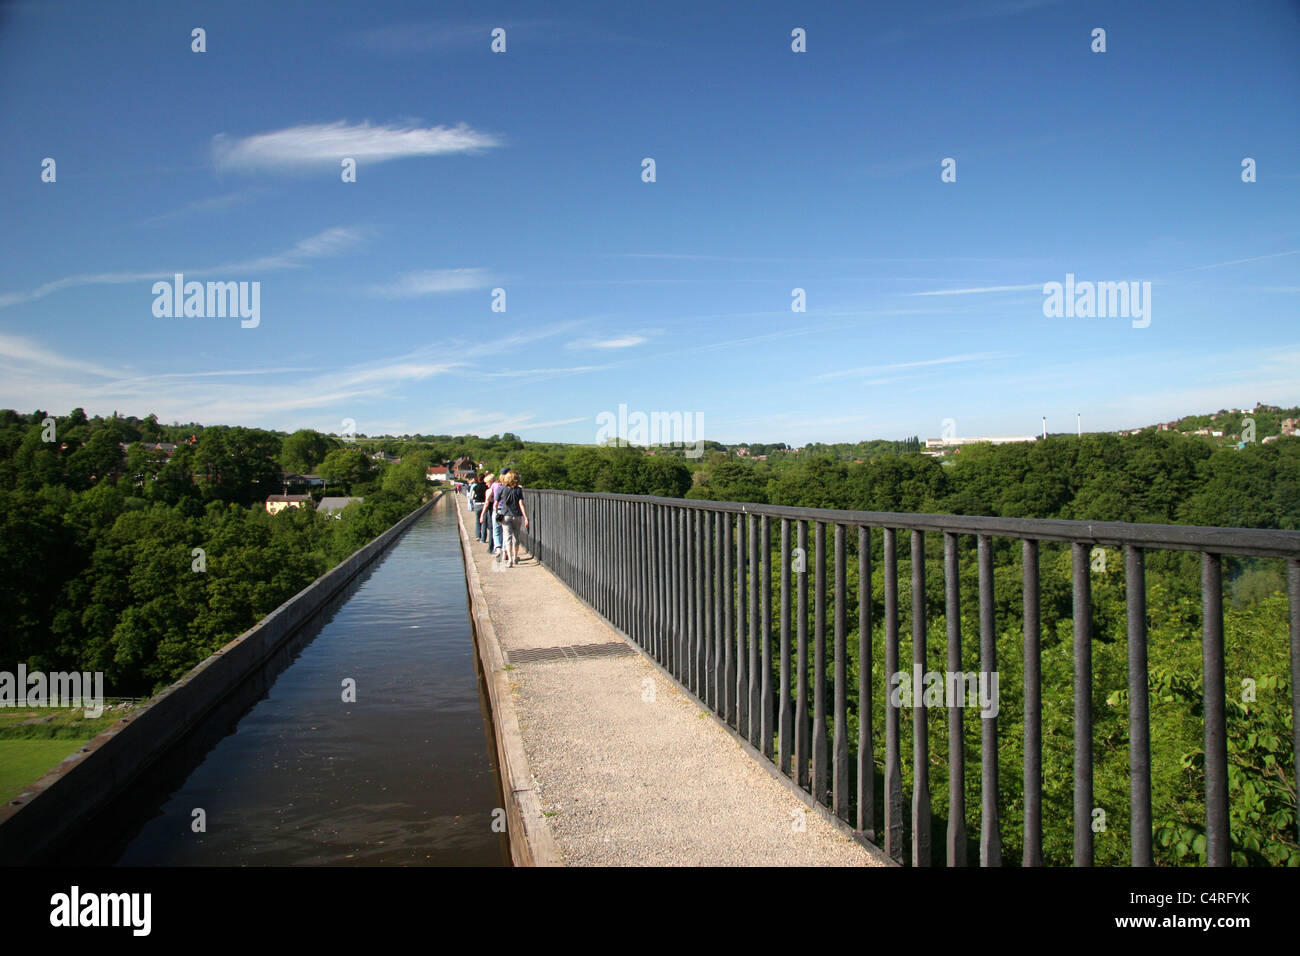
left=468, top=472, right=488, bottom=542
left=495, top=470, right=529, bottom=568
left=479, top=472, right=505, bottom=554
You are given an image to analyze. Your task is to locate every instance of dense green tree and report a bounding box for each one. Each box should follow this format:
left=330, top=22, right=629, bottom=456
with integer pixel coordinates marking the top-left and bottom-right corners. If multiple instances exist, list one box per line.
left=317, top=447, right=373, bottom=491
left=280, top=429, right=338, bottom=474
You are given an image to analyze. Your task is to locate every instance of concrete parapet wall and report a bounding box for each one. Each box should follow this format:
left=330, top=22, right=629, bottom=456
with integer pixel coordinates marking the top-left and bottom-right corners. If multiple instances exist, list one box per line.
left=452, top=504, right=562, bottom=867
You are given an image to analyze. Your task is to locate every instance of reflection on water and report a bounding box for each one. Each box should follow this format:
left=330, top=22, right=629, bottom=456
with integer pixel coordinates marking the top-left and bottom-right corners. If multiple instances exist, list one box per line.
left=111, top=502, right=508, bottom=866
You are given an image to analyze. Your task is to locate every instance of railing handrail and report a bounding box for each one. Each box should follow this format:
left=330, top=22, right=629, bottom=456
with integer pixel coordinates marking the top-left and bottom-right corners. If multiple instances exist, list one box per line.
left=522, top=488, right=1300, bottom=558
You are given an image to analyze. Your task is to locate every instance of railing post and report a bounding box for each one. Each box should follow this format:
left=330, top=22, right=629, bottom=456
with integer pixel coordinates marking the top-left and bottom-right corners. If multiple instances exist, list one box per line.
left=780, top=518, right=792, bottom=776
left=1023, top=538, right=1042, bottom=867
left=813, top=521, right=828, bottom=806
left=749, top=513, right=761, bottom=746
left=912, top=529, right=930, bottom=866
left=945, top=531, right=967, bottom=866
left=884, top=527, right=903, bottom=862
left=1126, top=545, right=1153, bottom=867
left=696, top=509, right=707, bottom=699
left=834, top=523, right=849, bottom=821
left=736, top=513, right=748, bottom=735
left=796, top=520, right=810, bottom=790
left=723, top=513, right=735, bottom=725
left=761, top=515, right=774, bottom=760
left=980, top=534, right=1001, bottom=867
left=1072, top=541, right=1092, bottom=867
left=857, top=525, right=875, bottom=841
left=714, top=511, right=725, bottom=713
left=1202, top=552, right=1229, bottom=867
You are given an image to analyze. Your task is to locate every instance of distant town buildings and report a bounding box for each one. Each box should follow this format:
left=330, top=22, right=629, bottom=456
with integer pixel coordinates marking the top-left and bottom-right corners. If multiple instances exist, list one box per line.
left=265, top=494, right=312, bottom=515
left=280, top=472, right=325, bottom=491
left=427, top=465, right=449, bottom=482
left=317, top=496, right=363, bottom=517
left=923, top=435, right=1037, bottom=455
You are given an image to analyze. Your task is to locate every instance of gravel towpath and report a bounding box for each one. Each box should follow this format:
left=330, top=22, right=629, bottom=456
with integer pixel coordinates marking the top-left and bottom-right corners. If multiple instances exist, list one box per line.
left=457, top=505, right=886, bottom=867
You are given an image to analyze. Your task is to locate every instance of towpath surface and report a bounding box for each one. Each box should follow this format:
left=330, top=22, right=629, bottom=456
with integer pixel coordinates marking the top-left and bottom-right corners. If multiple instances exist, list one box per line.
left=456, top=504, right=886, bottom=867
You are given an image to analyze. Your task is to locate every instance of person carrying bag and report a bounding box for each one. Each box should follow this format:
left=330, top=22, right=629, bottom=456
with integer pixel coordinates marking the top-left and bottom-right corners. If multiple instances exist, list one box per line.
left=494, top=471, right=529, bottom=568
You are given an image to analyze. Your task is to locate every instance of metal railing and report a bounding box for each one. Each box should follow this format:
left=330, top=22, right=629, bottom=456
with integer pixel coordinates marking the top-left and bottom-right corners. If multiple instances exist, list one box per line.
left=521, top=489, right=1300, bottom=866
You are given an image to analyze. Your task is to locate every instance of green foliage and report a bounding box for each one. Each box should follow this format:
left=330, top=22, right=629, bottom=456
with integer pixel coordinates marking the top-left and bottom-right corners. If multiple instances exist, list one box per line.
left=280, top=429, right=338, bottom=474
left=317, top=447, right=373, bottom=491
left=0, top=409, right=434, bottom=698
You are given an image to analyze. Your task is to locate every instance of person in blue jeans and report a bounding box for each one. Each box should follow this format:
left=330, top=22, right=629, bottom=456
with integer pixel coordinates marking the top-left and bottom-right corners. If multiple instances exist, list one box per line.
left=480, top=472, right=505, bottom=553
left=495, top=471, right=529, bottom=568
left=468, top=472, right=488, bottom=542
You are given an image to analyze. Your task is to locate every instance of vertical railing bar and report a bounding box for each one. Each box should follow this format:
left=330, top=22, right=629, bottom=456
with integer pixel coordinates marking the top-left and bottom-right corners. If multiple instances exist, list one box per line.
left=748, top=513, right=761, bottom=746
left=1072, top=541, right=1092, bottom=867
left=1023, top=538, right=1042, bottom=867
left=1126, top=544, right=1153, bottom=867
left=697, top=509, right=707, bottom=700
left=703, top=509, right=714, bottom=708
left=796, top=520, right=810, bottom=790
left=912, top=529, right=931, bottom=866
left=723, top=513, right=734, bottom=725
left=884, top=527, right=903, bottom=863
left=715, top=512, right=725, bottom=713
left=979, top=534, right=1001, bottom=867
left=945, top=531, right=967, bottom=866
left=780, top=518, right=793, bottom=775
left=761, top=515, right=774, bottom=760
left=737, top=513, right=748, bottom=735
left=681, top=512, right=691, bottom=691
left=656, top=504, right=666, bottom=665
left=1202, top=551, right=1229, bottom=867
left=813, top=521, right=829, bottom=806
left=834, top=523, right=849, bottom=821
left=857, top=525, right=875, bottom=841
left=675, top=507, right=684, bottom=681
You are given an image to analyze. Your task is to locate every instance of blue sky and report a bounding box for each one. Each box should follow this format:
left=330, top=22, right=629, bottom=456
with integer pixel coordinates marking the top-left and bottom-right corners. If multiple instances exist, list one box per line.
left=2, top=0, right=1298, bottom=445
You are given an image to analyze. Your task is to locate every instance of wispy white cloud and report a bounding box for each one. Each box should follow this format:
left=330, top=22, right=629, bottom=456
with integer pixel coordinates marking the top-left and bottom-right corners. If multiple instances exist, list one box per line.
left=904, top=284, right=1040, bottom=297
left=371, top=268, right=496, bottom=298
left=1165, top=249, right=1300, bottom=275
left=212, top=121, right=501, bottom=171
left=221, top=226, right=367, bottom=273
left=0, top=333, right=458, bottom=427
left=138, top=189, right=257, bottom=227
left=565, top=332, right=652, bottom=350
left=814, top=351, right=1012, bottom=383
left=431, top=407, right=589, bottom=435
left=0, top=226, right=366, bottom=309
left=480, top=365, right=607, bottom=378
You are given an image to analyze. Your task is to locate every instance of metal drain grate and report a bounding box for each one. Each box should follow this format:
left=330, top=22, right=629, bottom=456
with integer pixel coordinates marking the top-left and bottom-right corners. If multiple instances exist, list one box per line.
left=508, top=642, right=639, bottom=664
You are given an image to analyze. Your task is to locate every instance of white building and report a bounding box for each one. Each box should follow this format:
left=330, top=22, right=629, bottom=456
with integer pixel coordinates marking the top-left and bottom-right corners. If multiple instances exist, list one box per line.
left=924, top=435, right=1038, bottom=453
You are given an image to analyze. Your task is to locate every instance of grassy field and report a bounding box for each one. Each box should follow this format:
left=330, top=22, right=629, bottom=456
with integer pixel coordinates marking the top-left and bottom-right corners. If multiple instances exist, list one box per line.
left=0, top=706, right=132, bottom=804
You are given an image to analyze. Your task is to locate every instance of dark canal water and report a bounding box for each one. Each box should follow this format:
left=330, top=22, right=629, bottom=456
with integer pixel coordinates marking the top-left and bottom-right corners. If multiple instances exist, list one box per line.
left=108, top=501, right=508, bottom=866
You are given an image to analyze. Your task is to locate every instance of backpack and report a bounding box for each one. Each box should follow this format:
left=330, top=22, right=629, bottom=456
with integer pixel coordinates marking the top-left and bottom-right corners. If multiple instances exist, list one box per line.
left=497, top=485, right=523, bottom=518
